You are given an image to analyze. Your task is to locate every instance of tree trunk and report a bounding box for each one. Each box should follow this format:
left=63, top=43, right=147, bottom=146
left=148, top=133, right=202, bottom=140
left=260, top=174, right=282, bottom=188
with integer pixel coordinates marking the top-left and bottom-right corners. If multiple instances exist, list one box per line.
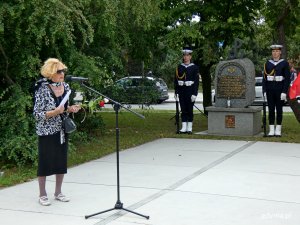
left=278, top=24, right=287, bottom=59
left=0, top=43, right=14, bottom=85
left=276, top=2, right=291, bottom=59
left=195, top=55, right=212, bottom=115
left=127, top=58, right=143, bottom=76
left=201, top=64, right=212, bottom=115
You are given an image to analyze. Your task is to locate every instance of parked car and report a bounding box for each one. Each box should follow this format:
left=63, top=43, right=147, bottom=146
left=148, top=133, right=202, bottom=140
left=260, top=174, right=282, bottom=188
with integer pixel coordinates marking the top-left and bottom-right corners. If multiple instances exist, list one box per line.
left=253, top=76, right=264, bottom=105
left=112, top=76, right=169, bottom=104
left=211, top=76, right=264, bottom=105
left=254, top=76, right=263, bottom=98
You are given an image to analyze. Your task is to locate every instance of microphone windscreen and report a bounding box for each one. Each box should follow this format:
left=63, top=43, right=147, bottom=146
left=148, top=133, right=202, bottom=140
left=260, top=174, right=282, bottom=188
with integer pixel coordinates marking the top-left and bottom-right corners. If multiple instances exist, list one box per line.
left=65, top=75, right=72, bottom=82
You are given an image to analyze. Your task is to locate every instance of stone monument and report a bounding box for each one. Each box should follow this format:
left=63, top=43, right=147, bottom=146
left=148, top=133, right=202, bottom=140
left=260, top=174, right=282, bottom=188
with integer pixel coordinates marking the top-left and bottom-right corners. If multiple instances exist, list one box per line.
left=205, top=38, right=262, bottom=136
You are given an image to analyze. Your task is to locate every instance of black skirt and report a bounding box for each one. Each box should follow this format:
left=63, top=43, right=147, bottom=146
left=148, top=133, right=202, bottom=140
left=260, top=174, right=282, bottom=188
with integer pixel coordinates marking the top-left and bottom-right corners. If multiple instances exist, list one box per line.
left=37, top=132, right=68, bottom=176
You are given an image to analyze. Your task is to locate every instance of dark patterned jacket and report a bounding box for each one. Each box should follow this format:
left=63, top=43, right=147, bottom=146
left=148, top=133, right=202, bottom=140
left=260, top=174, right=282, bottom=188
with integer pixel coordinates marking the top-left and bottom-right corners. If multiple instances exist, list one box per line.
left=33, top=82, right=70, bottom=136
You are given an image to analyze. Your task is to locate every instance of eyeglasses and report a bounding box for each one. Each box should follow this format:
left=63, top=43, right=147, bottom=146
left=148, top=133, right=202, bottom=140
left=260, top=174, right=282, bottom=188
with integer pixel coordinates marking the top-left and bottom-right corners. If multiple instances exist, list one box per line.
left=57, top=69, right=66, bottom=74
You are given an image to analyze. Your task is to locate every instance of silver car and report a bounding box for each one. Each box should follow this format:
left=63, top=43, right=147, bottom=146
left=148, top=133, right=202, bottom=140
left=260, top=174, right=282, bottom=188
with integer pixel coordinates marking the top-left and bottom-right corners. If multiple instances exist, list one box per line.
left=116, top=76, right=169, bottom=104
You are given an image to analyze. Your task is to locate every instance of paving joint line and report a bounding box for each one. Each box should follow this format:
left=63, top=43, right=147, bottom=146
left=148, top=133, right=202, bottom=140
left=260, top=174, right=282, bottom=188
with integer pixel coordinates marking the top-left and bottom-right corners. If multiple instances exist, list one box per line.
left=93, top=141, right=256, bottom=225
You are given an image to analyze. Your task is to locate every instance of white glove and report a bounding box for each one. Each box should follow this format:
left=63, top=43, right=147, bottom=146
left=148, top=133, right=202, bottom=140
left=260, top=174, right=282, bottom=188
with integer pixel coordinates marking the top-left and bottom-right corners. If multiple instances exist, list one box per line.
left=185, top=81, right=194, bottom=86
left=178, top=81, right=184, bottom=86
left=174, top=94, right=179, bottom=102
left=280, top=93, right=287, bottom=101
left=297, top=96, right=300, bottom=103
left=263, top=92, right=267, bottom=100
left=191, top=95, right=197, bottom=102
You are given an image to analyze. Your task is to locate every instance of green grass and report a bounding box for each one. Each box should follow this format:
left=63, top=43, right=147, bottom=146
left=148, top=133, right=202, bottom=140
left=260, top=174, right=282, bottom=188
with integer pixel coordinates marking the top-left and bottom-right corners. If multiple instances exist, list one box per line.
left=1, top=110, right=299, bottom=188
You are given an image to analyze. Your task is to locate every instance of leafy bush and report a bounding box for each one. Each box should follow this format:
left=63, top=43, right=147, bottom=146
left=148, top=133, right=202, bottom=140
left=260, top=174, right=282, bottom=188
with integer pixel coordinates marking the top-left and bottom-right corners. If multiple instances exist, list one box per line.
left=0, top=85, right=38, bottom=167
left=74, top=111, right=105, bottom=135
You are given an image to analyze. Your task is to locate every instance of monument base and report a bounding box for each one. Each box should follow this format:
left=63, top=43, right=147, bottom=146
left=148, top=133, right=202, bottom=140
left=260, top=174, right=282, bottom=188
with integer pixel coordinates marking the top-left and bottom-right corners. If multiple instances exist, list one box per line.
left=206, top=106, right=262, bottom=136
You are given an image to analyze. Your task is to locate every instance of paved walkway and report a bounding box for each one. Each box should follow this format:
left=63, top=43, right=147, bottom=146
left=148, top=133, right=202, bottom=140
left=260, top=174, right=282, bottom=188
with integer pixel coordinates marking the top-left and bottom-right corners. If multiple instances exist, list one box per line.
left=1, top=138, right=300, bottom=225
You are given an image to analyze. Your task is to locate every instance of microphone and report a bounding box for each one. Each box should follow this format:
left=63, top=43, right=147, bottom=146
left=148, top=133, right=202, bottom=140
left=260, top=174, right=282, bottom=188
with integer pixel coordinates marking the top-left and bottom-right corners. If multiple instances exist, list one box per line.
left=66, top=75, right=89, bottom=82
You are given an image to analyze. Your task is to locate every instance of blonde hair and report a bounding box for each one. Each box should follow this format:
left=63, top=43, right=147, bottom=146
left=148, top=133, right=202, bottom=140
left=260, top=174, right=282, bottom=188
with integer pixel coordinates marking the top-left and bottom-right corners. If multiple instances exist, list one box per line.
left=40, top=58, right=67, bottom=79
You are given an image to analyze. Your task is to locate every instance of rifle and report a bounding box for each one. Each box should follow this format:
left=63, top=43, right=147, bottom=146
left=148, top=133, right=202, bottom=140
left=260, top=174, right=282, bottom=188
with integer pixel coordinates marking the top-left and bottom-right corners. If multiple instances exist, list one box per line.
left=175, top=94, right=180, bottom=134
left=193, top=104, right=207, bottom=118
left=262, top=94, right=267, bottom=137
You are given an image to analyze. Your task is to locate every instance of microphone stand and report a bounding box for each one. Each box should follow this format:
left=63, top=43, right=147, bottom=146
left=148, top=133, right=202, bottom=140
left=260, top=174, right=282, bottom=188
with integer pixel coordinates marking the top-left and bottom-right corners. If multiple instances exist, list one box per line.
left=79, top=82, right=149, bottom=220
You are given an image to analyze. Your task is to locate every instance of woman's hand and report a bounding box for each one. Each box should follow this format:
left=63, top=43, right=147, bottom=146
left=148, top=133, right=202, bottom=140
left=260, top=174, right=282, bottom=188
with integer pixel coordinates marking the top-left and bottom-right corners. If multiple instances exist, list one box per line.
left=68, top=105, right=81, bottom=113
left=46, top=105, right=64, bottom=119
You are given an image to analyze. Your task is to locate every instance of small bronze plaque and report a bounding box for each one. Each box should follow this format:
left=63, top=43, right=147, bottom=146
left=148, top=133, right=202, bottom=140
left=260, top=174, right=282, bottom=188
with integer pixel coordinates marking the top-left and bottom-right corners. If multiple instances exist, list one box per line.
left=225, top=115, right=235, bottom=128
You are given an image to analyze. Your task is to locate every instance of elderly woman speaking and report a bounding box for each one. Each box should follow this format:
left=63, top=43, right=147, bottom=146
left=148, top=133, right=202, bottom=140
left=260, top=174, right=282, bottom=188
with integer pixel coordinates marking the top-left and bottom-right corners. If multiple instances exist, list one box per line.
left=33, top=58, right=80, bottom=206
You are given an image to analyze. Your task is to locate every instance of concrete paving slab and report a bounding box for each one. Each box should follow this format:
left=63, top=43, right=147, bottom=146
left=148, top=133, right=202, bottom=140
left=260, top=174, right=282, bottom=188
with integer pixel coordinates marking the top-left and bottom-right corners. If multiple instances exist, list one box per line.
left=64, top=160, right=199, bottom=190
left=177, top=168, right=300, bottom=202
left=108, top=191, right=300, bottom=225
left=1, top=138, right=300, bottom=225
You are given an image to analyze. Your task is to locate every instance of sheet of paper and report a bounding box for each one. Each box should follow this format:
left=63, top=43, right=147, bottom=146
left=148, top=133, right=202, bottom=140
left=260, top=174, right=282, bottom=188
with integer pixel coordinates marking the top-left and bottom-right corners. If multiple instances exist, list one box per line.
left=59, top=90, right=72, bottom=107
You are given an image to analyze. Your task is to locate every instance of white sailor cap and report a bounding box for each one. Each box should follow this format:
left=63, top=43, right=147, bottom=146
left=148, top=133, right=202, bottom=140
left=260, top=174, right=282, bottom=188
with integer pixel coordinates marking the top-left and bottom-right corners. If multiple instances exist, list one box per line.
left=182, top=47, right=193, bottom=55
left=270, top=44, right=283, bottom=50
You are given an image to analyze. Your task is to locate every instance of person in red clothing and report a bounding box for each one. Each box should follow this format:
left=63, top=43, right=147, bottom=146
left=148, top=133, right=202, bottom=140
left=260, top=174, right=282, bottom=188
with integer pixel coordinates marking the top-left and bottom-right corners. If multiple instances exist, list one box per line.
left=288, top=72, right=300, bottom=123
left=289, top=72, right=300, bottom=101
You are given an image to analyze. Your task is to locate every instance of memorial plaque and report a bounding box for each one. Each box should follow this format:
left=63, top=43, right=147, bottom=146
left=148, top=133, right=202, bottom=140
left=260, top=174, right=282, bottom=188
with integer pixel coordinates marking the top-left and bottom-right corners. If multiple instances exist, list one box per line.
left=214, top=58, right=255, bottom=108
left=217, top=75, right=246, bottom=98
left=216, top=62, right=246, bottom=99
left=225, top=115, right=235, bottom=128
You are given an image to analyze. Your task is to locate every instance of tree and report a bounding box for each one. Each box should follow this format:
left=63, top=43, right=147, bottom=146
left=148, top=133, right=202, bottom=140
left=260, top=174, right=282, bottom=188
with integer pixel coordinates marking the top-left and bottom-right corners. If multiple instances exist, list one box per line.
left=0, top=0, right=94, bottom=165
left=160, top=0, right=264, bottom=111
left=0, top=0, right=166, bottom=165
left=263, top=0, right=300, bottom=59
left=115, top=0, right=164, bottom=76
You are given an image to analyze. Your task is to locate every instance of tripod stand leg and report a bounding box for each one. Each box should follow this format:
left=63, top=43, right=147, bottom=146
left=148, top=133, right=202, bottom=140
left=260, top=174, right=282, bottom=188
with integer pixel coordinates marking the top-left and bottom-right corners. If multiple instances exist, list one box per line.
left=114, top=200, right=149, bottom=219
left=122, top=207, right=150, bottom=219
left=85, top=207, right=115, bottom=219
left=85, top=201, right=150, bottom=220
